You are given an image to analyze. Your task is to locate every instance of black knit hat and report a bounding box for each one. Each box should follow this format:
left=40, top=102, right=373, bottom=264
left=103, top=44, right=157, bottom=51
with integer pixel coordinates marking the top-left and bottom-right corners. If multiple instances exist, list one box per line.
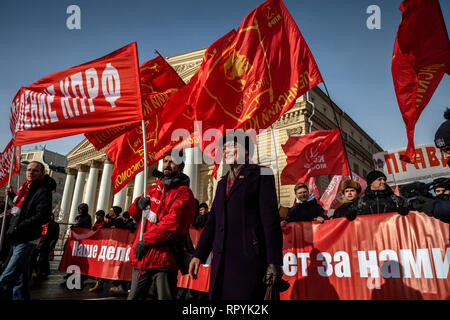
left=366, top=170, right=386, bottom=186
left=434, top=108, right=450, bottom=149
left=112, top=206, right=122, bottom=216
left=78, top=203, right=88, bottom=214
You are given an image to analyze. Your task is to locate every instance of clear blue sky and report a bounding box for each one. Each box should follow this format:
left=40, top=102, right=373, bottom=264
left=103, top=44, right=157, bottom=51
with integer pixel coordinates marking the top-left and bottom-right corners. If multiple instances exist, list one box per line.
left=0, top=0, right=449, bottom=156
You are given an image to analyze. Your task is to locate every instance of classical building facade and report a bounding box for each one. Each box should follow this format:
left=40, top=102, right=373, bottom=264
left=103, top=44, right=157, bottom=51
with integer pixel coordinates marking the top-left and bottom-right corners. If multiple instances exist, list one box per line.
left=59, top=48, right=383, bottom=226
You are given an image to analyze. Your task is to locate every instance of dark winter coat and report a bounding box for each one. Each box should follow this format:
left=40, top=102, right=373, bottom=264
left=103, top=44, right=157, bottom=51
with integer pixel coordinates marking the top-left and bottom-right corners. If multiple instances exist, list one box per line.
left=287, top=198, right=328, bottom=222
left=72, top=213, right=92, bottom=229
left=193, top=164, right=283, bottom=300
left=347, top=186, right=409, bottom=220
left=433, top=199, right=450, bottom=223
left=37, top=220, right=60, bottom=252
left=6, top=175, right=56, bottom=245
left=192, top=213, right=208, bottom=229
left=332, top=202, right=355, bottom=219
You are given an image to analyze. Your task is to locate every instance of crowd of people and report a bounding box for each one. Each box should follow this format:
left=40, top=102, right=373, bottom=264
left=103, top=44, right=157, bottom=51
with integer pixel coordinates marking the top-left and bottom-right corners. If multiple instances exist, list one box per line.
left=0, top=109, right=449, bottom=301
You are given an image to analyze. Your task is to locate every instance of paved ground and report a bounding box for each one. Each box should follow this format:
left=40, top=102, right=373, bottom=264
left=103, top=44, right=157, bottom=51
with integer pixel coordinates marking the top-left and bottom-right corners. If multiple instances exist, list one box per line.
left=30, top=255, right=128, bottom=300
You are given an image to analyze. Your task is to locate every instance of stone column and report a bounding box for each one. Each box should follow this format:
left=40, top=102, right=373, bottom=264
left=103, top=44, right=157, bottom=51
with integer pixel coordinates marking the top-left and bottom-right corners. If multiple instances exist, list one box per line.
left=83, top=160, right=102, bottom=217
left=68, top=164, right=89, bottom=224
left=183, top=147, right=199, bottom=197
left=113, top=185, right=127, bottom=210
left=59, top=168, right=77, bottom=223
left=132, top=170, right=145, bottom=202
left=96, top=157, right=114, bottom=212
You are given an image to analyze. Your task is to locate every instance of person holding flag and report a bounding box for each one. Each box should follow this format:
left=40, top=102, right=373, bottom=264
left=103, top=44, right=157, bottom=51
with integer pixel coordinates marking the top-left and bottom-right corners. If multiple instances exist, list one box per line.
left=0, top=161, right=55, bottom=300
left=332, top=180, right=362, bottom=220
left=127, top=150, right=196, bottom=300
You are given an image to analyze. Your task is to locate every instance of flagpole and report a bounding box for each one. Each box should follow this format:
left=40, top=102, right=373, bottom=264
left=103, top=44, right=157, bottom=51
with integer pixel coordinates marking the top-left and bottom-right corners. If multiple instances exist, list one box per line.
left=270, top=125, right=281, bottom=205
left=0, top=146, right=16, bottom=252
left=139, top=120, right=148, bottom=241
left=321, top=82, right=353, bottom=180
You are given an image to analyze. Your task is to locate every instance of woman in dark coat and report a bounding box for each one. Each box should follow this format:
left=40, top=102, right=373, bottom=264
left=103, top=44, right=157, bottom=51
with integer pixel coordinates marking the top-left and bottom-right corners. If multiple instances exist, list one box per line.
left=189, top=130, right=283, bottom=300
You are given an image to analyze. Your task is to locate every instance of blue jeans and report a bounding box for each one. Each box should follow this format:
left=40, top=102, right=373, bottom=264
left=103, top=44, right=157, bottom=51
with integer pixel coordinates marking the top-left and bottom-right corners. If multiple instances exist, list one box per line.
left=0, top=242, right=36, bottom=300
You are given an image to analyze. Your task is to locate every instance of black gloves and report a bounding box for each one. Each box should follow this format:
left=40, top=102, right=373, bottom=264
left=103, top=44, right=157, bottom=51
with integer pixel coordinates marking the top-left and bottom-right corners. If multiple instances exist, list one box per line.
left=137, top=196, right=150, bottom=210
left=414, top=196, right=435, bottom=215
left=135, top=240, right=147, bottom=260
left=262, top=264, right=282, bottom=286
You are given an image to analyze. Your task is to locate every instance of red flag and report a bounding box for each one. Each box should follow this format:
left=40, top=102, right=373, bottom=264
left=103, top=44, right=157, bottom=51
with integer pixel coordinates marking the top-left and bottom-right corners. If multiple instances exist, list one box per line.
left=0, top=139, right=21, bottom=189
left=280, top=129, right=350, bottom=185
left=307, top=177, right=320, bottom=200
left=392, top=0, right=450, bottom=163
left=189, top=0, right=322, bottom=137
left=85, top=54, right=185, bottom=150
left=10, top=42, right=143, bottom=147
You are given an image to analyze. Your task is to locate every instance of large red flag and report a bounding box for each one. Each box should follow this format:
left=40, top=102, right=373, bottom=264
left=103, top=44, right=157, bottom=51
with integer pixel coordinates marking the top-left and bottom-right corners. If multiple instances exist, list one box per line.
left=392, top=0, right=450, bottom=163
left=0, top=139, right=21, bottom=189
left=280, top=129, right=350, bottom=185
left=85, top=54, right=186, bottom=150
left=10, top=42, right=143, bottom=147
left=189, top=0, right=322, bottom=138
left=105, top=31, right=241, bottom=195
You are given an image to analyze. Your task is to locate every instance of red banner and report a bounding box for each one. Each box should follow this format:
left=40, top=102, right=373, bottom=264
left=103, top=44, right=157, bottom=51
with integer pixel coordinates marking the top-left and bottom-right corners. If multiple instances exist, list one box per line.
left=0, top=139, right=21, bottom=189
left=392, top=0, right=450, bottom=163
left=10, top=42, right=142, bottom=146
left=85, top=54, right=185, bottom=150
left=59, top=212, right=450, bottom=299
left=281, top=128, right=350, bottom=185
left=58, top=228, right=135, bottom=281
left=189, top=0, right=322, bottom=136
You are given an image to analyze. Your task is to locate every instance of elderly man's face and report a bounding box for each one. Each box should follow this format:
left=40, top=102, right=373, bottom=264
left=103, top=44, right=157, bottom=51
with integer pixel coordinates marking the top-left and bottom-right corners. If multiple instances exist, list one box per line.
left=295, top=187, right=309, bottom=203
left=371, top=177, right=387, bottom=191
left=223, top=141, right=247, bottom=165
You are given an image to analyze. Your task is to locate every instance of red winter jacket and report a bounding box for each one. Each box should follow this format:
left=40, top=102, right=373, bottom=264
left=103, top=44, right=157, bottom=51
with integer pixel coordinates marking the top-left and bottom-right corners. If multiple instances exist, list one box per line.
left=128, top=173, right=197, bottom=271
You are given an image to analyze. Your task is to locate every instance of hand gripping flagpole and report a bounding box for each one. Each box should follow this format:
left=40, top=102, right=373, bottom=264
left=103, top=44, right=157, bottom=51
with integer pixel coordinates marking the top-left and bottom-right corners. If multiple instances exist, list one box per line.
left=0, top=146, right=16, bottom=252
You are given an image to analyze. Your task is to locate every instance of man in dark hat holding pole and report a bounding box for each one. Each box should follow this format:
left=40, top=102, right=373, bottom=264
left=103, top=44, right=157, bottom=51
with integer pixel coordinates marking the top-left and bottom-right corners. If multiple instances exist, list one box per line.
left=189, top=129, right=283, bottom=300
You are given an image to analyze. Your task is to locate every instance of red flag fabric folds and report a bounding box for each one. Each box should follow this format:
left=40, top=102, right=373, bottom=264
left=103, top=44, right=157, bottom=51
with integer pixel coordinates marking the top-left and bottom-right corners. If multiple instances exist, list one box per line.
left=189, top=0, right=322, bottom=136
left=10, top=42, right=143, bottom=147
left=392, top=0, right=450, bottom=163
left=281, top=129, right=350, bottom=185
left=0, top=139, right=21, bottom=189
left=85, top=54, right=186, bottom=150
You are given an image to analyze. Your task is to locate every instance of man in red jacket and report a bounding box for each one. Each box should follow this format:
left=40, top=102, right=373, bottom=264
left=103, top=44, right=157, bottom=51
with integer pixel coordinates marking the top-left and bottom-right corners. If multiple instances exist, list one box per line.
left=127, top=150, right=196, bottom=300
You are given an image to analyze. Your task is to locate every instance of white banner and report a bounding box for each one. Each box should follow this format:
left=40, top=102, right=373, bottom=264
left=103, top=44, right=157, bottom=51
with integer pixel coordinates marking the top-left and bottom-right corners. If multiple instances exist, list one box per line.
left=372, top=143, right=449, bottom=185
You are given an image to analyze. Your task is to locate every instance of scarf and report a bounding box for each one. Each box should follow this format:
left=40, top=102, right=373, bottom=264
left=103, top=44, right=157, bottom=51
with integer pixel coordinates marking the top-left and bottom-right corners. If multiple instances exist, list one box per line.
left=143, top=178, right=165, bottom=224
left=11, top=180, right=32, bottom=216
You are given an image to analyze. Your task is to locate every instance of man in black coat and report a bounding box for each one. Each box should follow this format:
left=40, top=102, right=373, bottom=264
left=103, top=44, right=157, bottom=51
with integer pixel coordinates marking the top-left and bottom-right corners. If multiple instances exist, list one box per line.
left=71, top=203, right=92, bottom=229
left=35, top=213, right=60, bottom=279
left=189, top=130, right=283, bottom=300
left=0, top=161, right=55, bottom=300
left=347, top=170, right=409, bottom=220
left=332, top=180, right=362, bottom=219
left=285, top=183, right=328, bottom=223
